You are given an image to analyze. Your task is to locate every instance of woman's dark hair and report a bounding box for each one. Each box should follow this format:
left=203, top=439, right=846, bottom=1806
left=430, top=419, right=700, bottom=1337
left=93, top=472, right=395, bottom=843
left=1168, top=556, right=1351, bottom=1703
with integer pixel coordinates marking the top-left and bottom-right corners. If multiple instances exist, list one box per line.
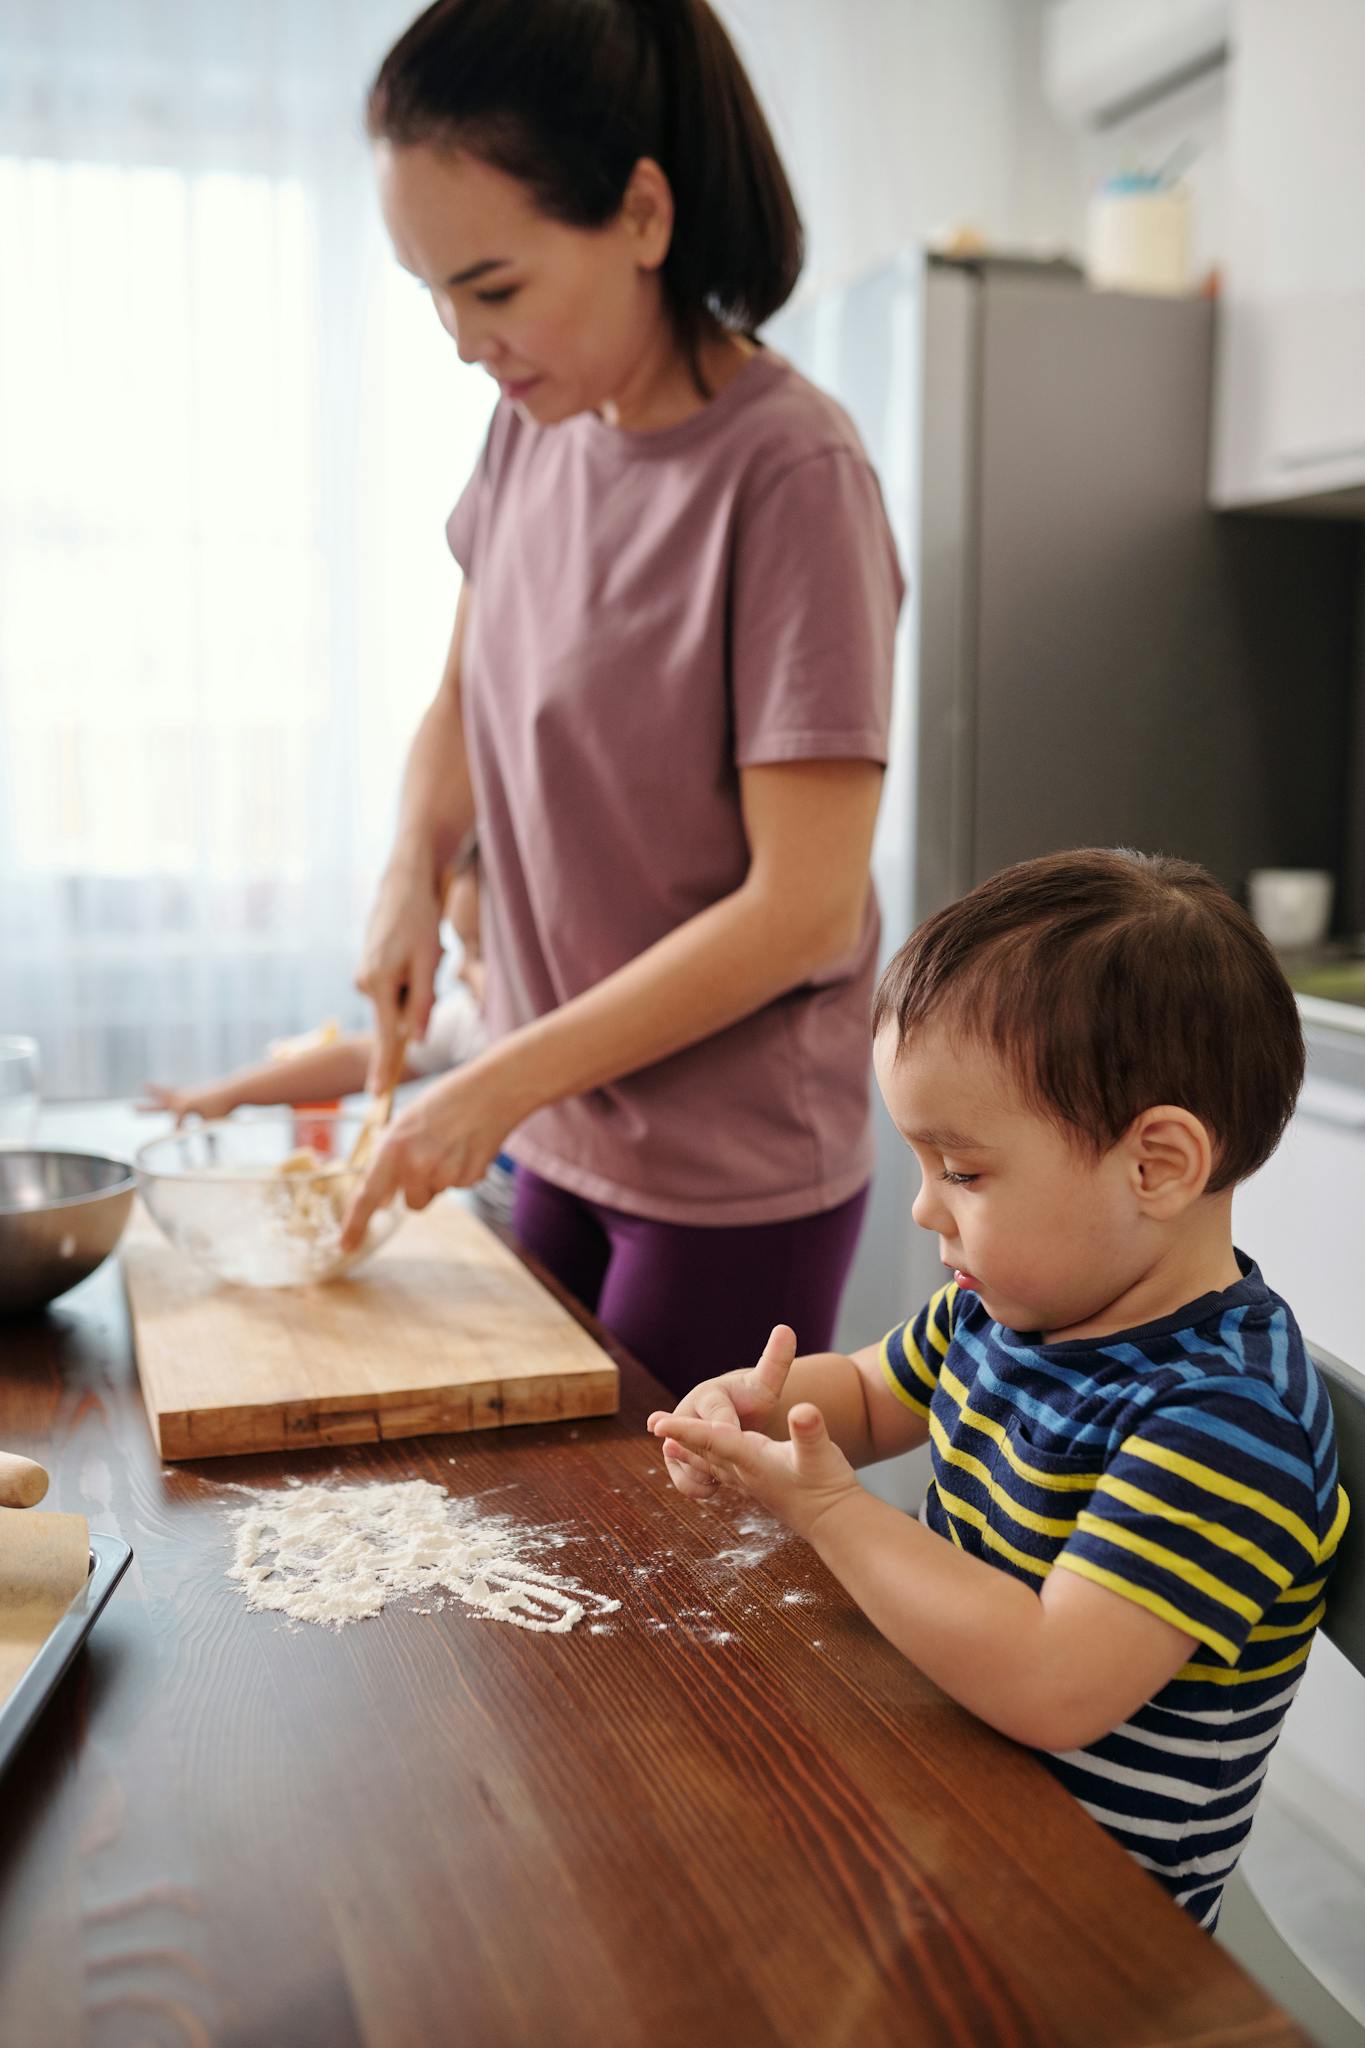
left=871, top=848, right=1305, bottom=1194
left=366, top=0, right=804, bottom=390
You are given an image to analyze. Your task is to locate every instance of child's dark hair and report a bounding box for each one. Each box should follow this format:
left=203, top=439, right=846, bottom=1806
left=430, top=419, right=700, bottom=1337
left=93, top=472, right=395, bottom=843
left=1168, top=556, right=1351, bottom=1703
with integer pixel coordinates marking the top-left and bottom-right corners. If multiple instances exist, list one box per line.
left=366, top=0, right=803, bottom=390
left=871, top=849, right=1304, bottom=1193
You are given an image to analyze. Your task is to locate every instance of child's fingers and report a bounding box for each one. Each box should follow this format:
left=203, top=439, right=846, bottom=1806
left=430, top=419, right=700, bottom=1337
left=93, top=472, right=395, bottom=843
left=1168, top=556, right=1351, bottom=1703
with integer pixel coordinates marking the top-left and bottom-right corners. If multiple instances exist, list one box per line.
left=651, top=1413, right=717, bottom=1453
left=654, top=1414, right=762, bottom=1478
left=751, top=1324, right=797, bottom=1403
left=649, top=1413, right=723, bottom=1494
left=647, top=1409, right=706, bottom=1438
left=694, top=1383, right=742, bottom=1429
left=647, top=1384, right=740, bottom=1435
left=787, top=1403, right=832, bottom=1468
left=659, top=1433, right=704, bottom=1469
left=660, top=1435, right=714, bottom=1479
left=661, top=1440, right=720, bottom=1497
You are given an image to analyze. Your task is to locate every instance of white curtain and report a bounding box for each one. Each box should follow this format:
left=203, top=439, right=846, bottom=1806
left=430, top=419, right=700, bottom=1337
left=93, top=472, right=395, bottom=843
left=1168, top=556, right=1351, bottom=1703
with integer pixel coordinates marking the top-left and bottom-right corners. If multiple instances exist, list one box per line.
left=0, top=0, right=496, bottom=1098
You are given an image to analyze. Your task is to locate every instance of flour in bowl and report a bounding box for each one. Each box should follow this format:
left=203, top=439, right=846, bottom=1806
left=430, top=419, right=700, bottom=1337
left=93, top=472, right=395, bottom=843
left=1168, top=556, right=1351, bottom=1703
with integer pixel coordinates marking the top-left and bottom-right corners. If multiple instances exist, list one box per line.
left=227, top=1478, right=621, bottom=1633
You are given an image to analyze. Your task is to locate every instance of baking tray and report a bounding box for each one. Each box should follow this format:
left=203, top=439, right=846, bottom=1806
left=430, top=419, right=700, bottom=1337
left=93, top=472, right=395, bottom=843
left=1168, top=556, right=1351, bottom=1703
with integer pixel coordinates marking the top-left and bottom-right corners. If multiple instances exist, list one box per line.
left=0, top=1531, right=132, bottom=1777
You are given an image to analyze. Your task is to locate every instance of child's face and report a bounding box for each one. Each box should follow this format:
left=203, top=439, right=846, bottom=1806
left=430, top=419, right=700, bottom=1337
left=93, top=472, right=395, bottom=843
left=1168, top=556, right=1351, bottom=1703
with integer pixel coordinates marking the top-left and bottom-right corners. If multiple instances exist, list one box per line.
left=375, top=142, right=670, bottom=428
left=874, top=1021, right=1150, bottom=1337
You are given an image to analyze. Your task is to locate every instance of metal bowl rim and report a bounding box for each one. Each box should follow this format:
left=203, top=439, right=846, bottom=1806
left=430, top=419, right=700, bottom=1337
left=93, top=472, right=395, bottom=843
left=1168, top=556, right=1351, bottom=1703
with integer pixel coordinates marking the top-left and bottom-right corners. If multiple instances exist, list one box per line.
left=0, top=1150, right=136, bottom=1216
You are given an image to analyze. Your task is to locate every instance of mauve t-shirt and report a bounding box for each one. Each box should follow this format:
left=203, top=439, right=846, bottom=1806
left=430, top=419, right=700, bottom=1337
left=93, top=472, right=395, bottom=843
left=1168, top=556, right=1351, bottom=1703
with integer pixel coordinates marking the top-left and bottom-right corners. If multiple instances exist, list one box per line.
left=446, top=347, right=905, bottom=1226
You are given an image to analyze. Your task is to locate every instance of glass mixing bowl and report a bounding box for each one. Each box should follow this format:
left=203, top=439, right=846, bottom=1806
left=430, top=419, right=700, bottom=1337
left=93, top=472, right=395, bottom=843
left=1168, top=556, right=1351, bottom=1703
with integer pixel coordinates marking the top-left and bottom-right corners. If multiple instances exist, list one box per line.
left=135, top=1112, right=405, bottom=1288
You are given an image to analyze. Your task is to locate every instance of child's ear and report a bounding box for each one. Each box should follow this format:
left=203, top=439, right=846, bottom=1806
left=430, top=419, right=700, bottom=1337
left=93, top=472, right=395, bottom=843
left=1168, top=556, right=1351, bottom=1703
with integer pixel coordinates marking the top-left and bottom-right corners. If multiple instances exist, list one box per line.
left=1123, top=1106, right=1214, bottom=1216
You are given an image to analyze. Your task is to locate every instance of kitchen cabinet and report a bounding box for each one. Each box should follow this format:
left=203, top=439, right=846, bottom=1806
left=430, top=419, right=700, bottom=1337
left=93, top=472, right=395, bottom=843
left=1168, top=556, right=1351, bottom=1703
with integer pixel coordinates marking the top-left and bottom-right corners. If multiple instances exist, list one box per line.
left=1230, top=1015, right=1365, bottom=2013
left=1235, top=1032, right=1365, bottom=1370
left=1211, top=0, right=1365, bottom=513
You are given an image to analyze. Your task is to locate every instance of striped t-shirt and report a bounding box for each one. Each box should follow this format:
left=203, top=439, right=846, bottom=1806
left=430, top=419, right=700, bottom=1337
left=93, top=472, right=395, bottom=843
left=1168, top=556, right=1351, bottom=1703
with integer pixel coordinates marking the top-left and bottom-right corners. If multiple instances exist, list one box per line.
left=880, top=1257, right=1349, bottom=1928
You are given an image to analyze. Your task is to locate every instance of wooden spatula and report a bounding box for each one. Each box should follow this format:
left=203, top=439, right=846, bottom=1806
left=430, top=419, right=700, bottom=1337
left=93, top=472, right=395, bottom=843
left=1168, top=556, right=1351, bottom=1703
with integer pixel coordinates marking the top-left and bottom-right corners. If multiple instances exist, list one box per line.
left=346, top=1017, right=410, bottom=1179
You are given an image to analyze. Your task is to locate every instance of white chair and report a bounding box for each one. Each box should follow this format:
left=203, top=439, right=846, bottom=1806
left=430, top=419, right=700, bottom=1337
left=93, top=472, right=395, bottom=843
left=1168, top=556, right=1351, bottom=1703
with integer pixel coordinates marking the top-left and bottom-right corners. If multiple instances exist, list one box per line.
left=1216, top=1344, right=1365, bottom=2047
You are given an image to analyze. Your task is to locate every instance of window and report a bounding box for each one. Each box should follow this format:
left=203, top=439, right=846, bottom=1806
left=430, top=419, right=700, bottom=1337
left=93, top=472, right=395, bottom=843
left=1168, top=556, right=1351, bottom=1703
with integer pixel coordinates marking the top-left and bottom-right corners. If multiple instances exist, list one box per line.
left=0, top=17, right=495, bottom=1097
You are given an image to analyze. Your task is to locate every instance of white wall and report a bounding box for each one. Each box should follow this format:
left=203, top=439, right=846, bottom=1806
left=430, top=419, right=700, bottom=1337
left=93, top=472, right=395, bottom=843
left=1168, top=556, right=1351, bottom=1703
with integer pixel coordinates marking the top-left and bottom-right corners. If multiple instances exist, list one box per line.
left=740, top=0, right=1235, bottom=297
left=1041, top=0, right=1233, bottom=284
left=718, top=0, right=1085, bottom=292
left=1076, top=64, right=1228, bottom=283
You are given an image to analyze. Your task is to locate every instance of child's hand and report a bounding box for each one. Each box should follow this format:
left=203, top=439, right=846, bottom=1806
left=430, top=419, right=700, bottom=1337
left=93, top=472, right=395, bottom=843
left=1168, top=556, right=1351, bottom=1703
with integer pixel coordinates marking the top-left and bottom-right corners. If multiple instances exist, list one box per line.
left=137, top=1082, right=235, bottom=1124
left=647, top=1325, right=797, bottom=1500
left=651, top=1401, right=860, bottom=1543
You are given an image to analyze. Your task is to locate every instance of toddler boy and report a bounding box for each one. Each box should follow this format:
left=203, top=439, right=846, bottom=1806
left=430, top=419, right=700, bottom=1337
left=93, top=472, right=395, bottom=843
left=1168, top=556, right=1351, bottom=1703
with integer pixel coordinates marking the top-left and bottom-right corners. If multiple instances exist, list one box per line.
left=651, top=848, right=1349, bottom=1928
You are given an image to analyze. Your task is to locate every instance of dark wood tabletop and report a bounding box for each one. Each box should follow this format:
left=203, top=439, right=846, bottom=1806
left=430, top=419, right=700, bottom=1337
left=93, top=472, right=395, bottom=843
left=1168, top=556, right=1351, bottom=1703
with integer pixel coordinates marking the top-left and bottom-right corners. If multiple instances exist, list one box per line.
left=0, top=1110, right=1304, bottom=2048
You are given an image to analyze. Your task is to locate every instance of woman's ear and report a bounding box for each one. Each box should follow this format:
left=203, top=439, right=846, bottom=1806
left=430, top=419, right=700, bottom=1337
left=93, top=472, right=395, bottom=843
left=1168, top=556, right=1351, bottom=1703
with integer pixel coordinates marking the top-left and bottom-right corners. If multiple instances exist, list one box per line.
left=1123, top=1106, right=1215, bottom=1217
left=620, top=157, right=674, bottom=272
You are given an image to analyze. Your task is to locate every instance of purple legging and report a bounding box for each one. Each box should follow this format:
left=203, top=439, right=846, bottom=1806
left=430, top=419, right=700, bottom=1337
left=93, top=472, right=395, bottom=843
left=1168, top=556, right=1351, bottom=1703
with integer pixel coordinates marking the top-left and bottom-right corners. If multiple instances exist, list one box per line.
left=512, top=1165, right=870, bottom=1399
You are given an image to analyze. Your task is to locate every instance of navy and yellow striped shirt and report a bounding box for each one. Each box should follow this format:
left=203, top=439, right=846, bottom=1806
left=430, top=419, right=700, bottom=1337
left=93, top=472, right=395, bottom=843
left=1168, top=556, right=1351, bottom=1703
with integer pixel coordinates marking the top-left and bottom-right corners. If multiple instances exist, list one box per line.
left=881, top=1257, right=1349, bottom=1929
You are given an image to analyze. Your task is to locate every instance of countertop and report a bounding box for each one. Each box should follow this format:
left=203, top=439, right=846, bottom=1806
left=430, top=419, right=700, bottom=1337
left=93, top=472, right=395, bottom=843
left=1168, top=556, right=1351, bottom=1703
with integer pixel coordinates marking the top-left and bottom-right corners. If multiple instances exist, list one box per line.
left=0, top=1104, right=1306, bottom=2047
left=1286, top=951, right=1365, bottom=1046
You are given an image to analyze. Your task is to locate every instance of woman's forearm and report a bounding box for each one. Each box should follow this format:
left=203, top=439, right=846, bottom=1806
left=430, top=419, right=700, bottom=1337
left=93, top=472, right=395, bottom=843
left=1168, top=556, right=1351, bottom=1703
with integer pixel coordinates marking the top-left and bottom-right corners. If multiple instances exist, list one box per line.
left=474, top=758, right=881, bottom=1127
left=388, top=593, right=477, bottom=884
left=479, top=871, right=856, bottom=1125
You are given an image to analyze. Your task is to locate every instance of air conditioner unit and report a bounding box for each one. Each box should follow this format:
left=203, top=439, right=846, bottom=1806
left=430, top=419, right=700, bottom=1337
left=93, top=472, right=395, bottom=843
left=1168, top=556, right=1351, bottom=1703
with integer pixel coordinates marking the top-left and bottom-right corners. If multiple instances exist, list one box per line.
left=1043, top=0, right=1230, bottom=129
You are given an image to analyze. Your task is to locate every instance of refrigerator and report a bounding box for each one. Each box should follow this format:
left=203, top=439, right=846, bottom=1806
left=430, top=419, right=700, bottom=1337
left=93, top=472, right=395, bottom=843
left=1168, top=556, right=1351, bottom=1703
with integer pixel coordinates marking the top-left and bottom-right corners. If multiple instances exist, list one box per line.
left=769, top=250, right=1360, bottom=1346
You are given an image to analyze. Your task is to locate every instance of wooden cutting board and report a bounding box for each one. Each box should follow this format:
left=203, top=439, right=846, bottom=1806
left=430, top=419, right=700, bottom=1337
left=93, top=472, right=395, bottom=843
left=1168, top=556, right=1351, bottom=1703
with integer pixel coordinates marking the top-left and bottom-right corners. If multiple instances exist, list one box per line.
left=121, top=1198, right=619, bottom=1461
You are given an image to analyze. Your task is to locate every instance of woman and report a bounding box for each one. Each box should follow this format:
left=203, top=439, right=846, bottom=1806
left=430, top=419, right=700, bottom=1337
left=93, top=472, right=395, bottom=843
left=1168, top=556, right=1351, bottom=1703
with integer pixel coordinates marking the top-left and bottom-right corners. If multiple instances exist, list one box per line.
left=344, top=0, right=904, bottom=1395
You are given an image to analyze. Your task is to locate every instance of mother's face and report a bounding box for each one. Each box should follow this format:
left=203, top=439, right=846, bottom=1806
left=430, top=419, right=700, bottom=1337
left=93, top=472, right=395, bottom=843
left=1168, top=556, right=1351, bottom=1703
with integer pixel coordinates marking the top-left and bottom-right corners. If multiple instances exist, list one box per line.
left=374, top=140, right=673, bottom=426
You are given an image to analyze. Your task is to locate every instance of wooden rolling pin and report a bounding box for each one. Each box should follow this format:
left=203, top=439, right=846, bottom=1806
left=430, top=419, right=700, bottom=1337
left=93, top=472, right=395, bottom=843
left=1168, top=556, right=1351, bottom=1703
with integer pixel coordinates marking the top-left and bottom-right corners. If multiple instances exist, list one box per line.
left=0, top=1453, right=49, bottom=1509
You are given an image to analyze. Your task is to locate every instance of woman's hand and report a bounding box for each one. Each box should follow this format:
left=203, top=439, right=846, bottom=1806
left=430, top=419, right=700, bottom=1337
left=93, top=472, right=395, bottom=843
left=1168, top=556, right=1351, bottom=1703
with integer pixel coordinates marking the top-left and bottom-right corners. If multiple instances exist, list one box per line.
left=338, top=1052, right=529, bottom=1251
left=355, top=861, right=446, bottom=1094
left=647, top=1325, right=798, bottom=1499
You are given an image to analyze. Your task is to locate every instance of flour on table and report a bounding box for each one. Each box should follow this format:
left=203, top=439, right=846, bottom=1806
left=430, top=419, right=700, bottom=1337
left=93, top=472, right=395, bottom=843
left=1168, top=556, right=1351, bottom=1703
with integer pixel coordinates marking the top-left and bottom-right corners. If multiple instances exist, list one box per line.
left=226, top=1479, right=620, bottom=1634
left=709, top=1510, right=791, bottom=1572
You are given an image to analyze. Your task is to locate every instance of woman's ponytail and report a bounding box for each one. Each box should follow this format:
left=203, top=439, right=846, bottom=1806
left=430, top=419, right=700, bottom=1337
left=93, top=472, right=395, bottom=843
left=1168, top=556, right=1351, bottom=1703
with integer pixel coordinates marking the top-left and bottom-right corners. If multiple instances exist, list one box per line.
left=625, top=0, right=803, bottom=343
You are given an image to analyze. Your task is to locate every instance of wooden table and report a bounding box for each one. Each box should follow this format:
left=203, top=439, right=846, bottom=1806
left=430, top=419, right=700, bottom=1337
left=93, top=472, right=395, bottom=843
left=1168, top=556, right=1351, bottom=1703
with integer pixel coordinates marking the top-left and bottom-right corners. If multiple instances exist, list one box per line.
left=0, top=1109, right=1304, bottom=2047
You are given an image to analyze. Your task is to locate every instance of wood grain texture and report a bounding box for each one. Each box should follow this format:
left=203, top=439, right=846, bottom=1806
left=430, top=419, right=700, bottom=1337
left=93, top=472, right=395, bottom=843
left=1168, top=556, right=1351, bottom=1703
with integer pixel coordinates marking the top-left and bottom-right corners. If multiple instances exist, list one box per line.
left=0, top=1110, right=1306, bottom=2048
left=122, top=1197, right=619, bottom=1458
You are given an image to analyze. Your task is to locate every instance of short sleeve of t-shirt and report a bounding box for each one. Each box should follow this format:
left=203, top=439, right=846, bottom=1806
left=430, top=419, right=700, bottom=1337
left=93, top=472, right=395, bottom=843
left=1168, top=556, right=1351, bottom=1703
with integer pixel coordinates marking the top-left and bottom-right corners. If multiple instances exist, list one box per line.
left=446, top=405, right=511, bottom=578
left=730, top=449, right=903, bottom=768
left=879, top=1282, right=960, bottom=1419
left=1054, top=1380, right=1340, bottom=1664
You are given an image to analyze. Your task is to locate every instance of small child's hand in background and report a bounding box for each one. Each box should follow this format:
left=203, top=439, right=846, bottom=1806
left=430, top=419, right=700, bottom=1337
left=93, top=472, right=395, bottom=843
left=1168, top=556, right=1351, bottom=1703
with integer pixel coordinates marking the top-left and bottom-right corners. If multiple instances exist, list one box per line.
left=137, top=1082, right=236, bottom=1124
left=647, top=1324, right=797, bottom=1498
left=651, top=1399, right=860, bottom=1543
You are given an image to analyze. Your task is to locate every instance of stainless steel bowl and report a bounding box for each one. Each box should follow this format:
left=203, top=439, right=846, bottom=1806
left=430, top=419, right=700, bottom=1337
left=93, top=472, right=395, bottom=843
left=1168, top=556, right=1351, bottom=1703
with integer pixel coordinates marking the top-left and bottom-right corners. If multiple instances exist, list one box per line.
left=0, top=1150, right=136, bottom=1314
